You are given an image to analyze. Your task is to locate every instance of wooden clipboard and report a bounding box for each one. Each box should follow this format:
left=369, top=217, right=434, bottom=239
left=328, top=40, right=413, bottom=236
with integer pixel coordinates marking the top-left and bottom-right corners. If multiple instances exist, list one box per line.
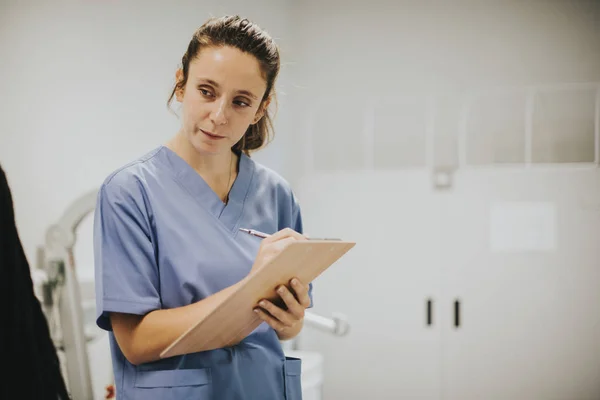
left=160, top=239, right=356, bottom=359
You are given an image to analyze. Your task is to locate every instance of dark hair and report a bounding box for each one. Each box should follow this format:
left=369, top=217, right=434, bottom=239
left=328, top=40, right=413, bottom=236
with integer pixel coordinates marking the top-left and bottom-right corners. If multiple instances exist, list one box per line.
left=167, top=15, right=280, bottom=155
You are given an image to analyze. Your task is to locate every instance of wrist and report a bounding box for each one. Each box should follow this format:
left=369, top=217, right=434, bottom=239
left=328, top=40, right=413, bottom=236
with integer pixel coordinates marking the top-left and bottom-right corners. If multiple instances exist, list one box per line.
left=276, top=318, right=304, bottom=340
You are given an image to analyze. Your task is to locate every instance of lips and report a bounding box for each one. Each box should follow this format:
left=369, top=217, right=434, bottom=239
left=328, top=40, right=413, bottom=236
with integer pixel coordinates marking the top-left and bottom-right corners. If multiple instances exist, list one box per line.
left=200, top=129, right=225, bottom=140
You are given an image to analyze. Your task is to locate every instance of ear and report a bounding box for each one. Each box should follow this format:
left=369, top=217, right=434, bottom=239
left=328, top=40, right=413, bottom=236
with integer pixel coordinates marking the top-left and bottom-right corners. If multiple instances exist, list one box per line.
left=175, top=69, right=185, bottom=102
left=252, top=97, right=271, bottom=124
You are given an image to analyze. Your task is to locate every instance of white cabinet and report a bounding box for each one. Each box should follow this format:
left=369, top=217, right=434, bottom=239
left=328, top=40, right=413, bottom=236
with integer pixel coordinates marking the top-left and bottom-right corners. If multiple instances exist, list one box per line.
left=297, top=172, right=442, bottom=400
left=295, top=168, right=600, bottom=400
left=439, top=169, right=600, bottom=400
left=296, top=172, right=442, bottom=399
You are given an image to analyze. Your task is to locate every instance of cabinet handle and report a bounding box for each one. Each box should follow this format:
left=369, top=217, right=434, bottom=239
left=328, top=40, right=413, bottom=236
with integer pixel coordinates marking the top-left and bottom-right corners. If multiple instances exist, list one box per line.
left=426, top=298, right=433, bottom=326
left=454, top=299, right=461, bottom=328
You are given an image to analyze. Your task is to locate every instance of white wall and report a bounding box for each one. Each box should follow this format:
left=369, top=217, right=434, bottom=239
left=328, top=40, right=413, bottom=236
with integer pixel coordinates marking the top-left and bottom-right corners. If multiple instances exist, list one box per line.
left=288, top=1, right=600, bottom=398
left=286, top=0, right=600, bottom=179
left=0, top=0, right=295, bottom=266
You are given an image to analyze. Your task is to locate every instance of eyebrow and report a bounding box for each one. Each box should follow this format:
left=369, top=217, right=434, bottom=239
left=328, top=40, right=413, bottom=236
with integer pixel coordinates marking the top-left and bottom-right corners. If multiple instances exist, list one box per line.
left=197, top=78, right=259, bottom=100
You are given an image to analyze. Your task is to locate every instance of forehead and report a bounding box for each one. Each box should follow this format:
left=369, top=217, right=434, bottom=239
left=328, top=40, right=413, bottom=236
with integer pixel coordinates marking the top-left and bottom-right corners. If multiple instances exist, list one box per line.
left=189, top=46, right=267, bottom=95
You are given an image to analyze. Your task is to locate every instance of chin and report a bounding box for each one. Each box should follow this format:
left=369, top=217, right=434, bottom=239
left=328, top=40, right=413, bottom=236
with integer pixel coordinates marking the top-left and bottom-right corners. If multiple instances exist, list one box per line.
left=189, top=136, right=226, bottom=156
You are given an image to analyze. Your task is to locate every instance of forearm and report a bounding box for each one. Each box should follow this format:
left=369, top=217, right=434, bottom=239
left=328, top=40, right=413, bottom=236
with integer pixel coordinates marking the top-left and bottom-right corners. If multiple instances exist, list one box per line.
left=112, top=278, right=246, bottom=365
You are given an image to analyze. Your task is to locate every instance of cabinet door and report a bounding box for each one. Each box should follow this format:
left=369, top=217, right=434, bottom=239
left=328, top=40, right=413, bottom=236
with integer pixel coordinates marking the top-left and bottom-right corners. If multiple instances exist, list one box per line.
left=296, top=172, right=442, bottom=400
left=440, top=170, right=600, bottom=400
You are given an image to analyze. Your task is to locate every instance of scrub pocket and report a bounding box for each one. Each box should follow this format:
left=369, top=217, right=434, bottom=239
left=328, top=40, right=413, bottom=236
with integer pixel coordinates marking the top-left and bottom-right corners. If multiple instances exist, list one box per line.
left=284, top=356, right=303, bottom=400
left=134, top=367, right=212, bottom=399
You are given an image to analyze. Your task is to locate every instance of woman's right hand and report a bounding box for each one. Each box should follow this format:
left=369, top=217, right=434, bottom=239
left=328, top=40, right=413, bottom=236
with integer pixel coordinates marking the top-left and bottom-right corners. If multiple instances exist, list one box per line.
left=249, top=228, right=307, bottom=275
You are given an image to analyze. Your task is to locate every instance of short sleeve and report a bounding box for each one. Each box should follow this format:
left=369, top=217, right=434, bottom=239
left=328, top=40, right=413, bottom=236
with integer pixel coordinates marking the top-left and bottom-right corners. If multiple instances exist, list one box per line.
left=94, top=181, right=161, bottom=331
left=291, top=192, right=314, bottom=309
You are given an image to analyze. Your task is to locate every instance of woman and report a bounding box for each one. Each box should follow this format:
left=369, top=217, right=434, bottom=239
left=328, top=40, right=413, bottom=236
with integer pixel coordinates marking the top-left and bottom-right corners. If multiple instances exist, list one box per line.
left=94, top=15, right=312, bottom=399
left=0, top=164, right=71, bottom=400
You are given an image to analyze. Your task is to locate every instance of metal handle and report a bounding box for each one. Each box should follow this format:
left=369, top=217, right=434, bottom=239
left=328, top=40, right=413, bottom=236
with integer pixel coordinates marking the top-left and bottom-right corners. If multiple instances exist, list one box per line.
left=304, top=311, right=350, bottom=336
left=454, top=299, right=461, bottom=328
left=426, top=298, right=433, bottom=327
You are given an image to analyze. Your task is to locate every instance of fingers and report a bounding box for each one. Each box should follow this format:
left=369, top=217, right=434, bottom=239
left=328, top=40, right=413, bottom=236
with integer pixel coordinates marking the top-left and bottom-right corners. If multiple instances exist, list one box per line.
left=255, top=299, right=294, bottom=327
left=290, top=278, right=311, bottom=309
left=252, top=231, right=304, bottom=275
left=253, top=278, right=311, bottom=334
left=256, top=228, right=306, bottom=269
left=258, top=235, right=299, bottom=259
left=276, top=284, right=305, bottom=320
left=270, top=236, right=298, bottom=252
left=253, top=307, right=287, bottom=332
left=257, top=237, right=295, bottom=264
left=263, top=227, right=307, bottom=244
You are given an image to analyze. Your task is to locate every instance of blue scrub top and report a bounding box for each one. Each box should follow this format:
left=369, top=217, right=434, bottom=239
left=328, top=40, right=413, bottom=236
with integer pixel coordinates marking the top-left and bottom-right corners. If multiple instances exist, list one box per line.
left=93, top=145, right=312, bottom=400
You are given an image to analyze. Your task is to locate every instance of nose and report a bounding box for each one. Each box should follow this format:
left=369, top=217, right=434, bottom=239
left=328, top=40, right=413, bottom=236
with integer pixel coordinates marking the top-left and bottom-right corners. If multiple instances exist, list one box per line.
left=210, top=98, right=228, bottom=126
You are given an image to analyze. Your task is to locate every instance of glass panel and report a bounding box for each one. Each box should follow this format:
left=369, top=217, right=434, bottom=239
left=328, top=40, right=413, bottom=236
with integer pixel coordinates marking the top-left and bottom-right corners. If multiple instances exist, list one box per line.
left=373, top=97, right=428, bottom=169
left=532, top=88, right=596, bottom=163
left=466, top=91, right=527, bottom=165
left=434, top=94, right=462, bottom=168
left=311, top=97, right=366, bottom=172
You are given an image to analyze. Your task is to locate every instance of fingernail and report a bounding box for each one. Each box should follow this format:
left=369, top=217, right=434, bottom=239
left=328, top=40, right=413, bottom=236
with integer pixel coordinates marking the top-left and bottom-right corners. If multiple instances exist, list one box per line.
left=292, top=279, right=298, bottom=285
left=259, top=301, right=266, bottom=307
left=278, top=287, right=285, bottom=294
left=253, top=308, right=259, bottom=313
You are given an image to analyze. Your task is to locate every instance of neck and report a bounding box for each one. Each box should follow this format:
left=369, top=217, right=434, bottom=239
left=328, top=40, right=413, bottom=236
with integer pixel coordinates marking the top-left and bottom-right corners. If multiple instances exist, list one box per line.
left=166, top=132, right=238, bottom=203
left=166, top=131, right=235, bottom=180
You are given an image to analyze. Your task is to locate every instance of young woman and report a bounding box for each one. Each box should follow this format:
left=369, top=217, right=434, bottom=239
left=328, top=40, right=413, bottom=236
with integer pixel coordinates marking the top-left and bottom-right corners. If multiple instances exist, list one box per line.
left=94, top=15, right=312, bottom=399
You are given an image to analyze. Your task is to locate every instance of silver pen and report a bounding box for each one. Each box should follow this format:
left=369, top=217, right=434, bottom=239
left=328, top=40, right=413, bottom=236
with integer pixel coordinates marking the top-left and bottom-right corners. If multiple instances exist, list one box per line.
left=239, top=228, right=340, bottom=241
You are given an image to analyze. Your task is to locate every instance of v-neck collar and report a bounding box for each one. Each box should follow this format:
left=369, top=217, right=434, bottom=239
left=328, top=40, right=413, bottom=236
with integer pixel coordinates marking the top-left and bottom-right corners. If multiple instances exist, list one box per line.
left=158, top=145, right=255, bottom=232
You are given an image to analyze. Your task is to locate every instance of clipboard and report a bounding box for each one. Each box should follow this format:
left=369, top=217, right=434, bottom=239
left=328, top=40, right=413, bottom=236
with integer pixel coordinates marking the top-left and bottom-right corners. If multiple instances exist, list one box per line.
left=160, top=239, right=356, bottom=359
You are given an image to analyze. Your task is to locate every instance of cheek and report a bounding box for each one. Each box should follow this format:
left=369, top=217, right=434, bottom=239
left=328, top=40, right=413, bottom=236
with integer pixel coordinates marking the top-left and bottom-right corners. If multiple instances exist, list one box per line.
left=232, top=117, right=255, bottom=140
left=182, top=100, right=205, bottom=125
left=232, top=128, right=247, bottom=143
left=229, top=111, right=254, bottom=131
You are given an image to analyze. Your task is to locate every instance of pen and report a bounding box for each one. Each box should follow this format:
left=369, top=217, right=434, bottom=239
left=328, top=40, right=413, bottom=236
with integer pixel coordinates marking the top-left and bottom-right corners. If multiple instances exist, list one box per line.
left=238, top=228, right=341, bottom=241
left=238, top=228, right=270, bottom=238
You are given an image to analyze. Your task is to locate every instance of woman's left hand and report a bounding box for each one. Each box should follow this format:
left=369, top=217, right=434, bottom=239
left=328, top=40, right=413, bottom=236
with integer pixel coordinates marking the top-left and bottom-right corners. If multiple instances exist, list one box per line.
left=254, top=277, right=311, bottom=340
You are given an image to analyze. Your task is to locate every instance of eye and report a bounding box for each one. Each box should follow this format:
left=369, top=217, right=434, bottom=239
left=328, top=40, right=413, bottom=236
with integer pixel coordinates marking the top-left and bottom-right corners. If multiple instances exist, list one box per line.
left=234, top=99, right=251, bottom=108
left=198, top=87, right=214, bottom=97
